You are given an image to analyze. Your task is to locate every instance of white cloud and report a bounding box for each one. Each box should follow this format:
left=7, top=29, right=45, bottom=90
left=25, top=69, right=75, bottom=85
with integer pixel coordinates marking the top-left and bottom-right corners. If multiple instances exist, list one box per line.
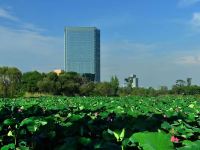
left=178, top=0, right=200, bottom=7
left=20, top=23, right=45, bottom=32
left=0, top=6, right=63, bottom=71
left=191, top=12, right=200, bottom=28
left=0, top=7, right=19, bottom=21
left=176, top=55, right=200, bottom=64
left=0, top=25, right=63, bottom=72
left=101, top=40, right=166, bottom=87
left=101, top=40, right=200, bottom=87
left=0, top=7, right=44, bottom=32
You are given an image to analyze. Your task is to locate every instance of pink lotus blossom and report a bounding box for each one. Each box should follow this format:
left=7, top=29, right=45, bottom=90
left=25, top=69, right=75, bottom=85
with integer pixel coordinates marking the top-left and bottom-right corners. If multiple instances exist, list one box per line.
left=94, top=112, right=99, bottom=117
left=18, top=108, right=23, bottom=113
left=171, top=136, right=179, bottom=143
left=88, top=132, right=92, bottom=136
left=107, top=116, right=113, bottom=122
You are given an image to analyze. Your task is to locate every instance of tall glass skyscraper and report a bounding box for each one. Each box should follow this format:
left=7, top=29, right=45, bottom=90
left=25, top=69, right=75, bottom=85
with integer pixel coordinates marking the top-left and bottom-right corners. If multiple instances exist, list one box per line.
left=64, top=27, right=100, bottom=82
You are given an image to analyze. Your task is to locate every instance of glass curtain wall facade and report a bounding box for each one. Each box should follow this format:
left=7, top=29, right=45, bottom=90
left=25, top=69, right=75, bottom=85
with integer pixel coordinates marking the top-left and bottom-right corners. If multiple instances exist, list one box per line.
left=64, top=27, right=100, bottom=82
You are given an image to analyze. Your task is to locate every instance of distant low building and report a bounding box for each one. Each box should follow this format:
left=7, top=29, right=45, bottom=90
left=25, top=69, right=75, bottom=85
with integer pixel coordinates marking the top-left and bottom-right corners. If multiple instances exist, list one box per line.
left=131, top=74, right=139, bottom=88
left=125, top=74, right=139, bottom=88
left=53, top=69, right=63, bottom=75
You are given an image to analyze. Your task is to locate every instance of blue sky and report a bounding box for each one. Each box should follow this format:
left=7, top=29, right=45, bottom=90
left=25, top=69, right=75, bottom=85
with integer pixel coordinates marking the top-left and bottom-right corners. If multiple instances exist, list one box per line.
left=0, top=0, right=200, bottom=88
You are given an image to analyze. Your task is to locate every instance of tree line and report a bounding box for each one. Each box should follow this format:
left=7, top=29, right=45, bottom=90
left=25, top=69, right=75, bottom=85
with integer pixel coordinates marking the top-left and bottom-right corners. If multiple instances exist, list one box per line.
left=0, top=66, right=119, bottom=97
left=0, top=66, right=199, bottom=98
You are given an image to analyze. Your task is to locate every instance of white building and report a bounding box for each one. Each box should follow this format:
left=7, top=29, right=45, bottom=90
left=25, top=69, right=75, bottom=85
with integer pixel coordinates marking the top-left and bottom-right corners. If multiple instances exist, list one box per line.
left=131, top=74, right=139, bottom=88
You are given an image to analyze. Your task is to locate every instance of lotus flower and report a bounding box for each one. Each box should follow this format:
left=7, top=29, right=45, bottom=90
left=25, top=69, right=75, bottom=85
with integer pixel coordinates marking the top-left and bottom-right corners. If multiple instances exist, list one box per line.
left=94, top=112, right=99, bottom=117
left=171, top=136, right=179, bottom=143
left=18, top=108, right=23, bottom=113
left=107, top=116, right=113, bottom=122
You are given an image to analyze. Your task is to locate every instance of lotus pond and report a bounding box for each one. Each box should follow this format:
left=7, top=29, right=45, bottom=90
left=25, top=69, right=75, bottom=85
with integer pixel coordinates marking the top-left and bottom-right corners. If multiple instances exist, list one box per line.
left=0, top=96, right=199, bottom=150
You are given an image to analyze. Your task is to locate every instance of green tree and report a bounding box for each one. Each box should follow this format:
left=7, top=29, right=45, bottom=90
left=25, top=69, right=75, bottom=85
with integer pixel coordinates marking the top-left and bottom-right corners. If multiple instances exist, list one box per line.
left=124, top=77, right=133, bottom=89
left=176, top=79, right=186, bottom=87
left=0, top=67, right=22, bottom=97
left=82, top=73, right=95, bottom=82
left=37, top=72, right=61, bottom=95
left=158, top=86, right=168, bottom=95
left=94, top=82, right=113, bottom=96
left=21, top=71, right=44, bottom=93
left=58, top=72, right=83, bottom=96
left=172, top=79, right=187, bottom=95
left=110, top=76, right=119, bottom=96
left=118, top=87, right=130, bottom=96
left=79, top=82, right=95, bottom=96
left=186, top=78, right=192, bottom=86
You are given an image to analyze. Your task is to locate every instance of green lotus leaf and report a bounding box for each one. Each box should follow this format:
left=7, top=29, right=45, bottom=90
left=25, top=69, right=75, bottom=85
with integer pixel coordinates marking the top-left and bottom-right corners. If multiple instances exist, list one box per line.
left=177, top=140, right=200, bottom=150
left=1, top=143, right=15, bottom=150
left=79, top=137, right=92, bottom=146
left=161, top=121, right=171, bottom=130
left=69, top=114, right=82, bottom=122
left=130, top=132, right=173, bottom=150
left=3, top=119, right=16, bottom=126
left=20, top=117, right=47, bottom=132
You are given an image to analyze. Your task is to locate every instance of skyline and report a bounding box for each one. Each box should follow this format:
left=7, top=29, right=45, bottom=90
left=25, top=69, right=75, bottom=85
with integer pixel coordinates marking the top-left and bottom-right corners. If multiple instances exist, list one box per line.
left=0, top=0, right=200, bottom=88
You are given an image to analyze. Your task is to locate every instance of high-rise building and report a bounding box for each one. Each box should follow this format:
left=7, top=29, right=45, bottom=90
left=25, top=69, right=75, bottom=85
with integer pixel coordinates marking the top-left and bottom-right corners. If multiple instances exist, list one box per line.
left=64, top=27, right=100, bottom=82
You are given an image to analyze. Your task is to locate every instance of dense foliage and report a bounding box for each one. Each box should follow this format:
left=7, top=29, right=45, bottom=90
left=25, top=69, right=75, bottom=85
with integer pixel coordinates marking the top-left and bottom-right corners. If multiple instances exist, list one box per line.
left=0, top=67, right=121, bottom=97
left=0, top=67, right=22, bottom=97
left=1, top=66, right=200, bottom=98
left=0, top=96, right=199, bottom=149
